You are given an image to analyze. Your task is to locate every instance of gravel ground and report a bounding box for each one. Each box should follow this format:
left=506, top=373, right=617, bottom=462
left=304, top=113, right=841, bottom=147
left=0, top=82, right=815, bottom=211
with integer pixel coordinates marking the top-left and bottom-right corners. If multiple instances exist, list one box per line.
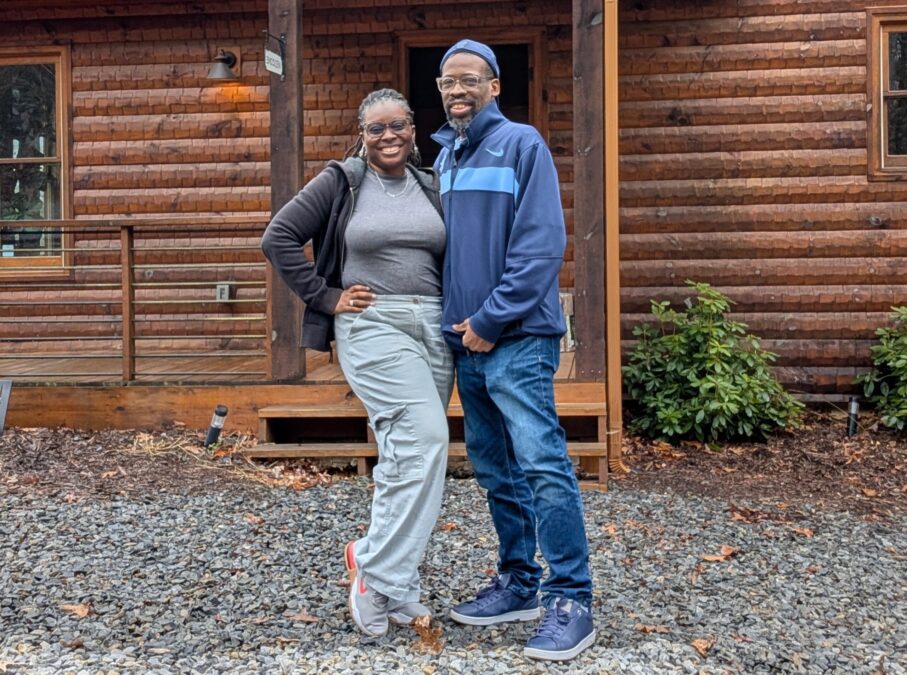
left=1, top=477, right=905, bottom=674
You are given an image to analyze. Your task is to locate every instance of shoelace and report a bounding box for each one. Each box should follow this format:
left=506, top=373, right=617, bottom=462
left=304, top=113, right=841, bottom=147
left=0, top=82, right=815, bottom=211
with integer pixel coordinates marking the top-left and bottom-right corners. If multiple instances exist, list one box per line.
left=534, top=604, right=570, bottom=639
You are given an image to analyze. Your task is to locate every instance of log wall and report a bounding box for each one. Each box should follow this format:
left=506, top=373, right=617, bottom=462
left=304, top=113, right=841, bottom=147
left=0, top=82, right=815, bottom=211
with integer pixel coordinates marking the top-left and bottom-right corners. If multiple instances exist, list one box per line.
left=0, top=0, right=576, bottom=376
left=618, top=0, right=907, bottom=395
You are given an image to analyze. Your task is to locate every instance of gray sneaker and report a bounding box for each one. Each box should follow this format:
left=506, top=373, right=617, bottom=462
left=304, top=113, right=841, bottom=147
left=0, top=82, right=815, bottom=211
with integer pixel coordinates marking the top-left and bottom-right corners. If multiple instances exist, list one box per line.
left=345, top=540, right=389, bottom=637
left=348, top=573, right=389, bottom=637
left=387, top=600, right=432, bottom=625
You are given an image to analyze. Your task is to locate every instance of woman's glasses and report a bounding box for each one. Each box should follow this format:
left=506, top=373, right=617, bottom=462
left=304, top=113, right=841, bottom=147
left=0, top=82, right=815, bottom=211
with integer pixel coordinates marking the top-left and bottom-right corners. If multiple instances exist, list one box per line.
left=362, top=119, right=411, bottom=138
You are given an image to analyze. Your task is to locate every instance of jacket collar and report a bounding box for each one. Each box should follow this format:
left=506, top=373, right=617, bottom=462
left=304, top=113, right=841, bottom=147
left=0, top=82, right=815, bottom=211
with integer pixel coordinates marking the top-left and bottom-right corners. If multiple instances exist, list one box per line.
left=329, top=156, right=437, bottom=192
left=430, top=99, right=508, bottom=150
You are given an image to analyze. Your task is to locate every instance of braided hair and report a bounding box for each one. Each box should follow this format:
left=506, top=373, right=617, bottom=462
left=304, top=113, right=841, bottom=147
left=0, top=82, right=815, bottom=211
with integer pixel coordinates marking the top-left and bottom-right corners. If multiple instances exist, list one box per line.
left=344, top=88, right=421, bottom=166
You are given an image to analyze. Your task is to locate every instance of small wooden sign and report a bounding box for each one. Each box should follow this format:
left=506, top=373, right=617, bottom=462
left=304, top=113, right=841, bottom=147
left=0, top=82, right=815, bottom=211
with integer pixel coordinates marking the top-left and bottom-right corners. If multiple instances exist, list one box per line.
left=265, top=48, right=284, bottom=76
left=0, top=380, right=11, bottom=434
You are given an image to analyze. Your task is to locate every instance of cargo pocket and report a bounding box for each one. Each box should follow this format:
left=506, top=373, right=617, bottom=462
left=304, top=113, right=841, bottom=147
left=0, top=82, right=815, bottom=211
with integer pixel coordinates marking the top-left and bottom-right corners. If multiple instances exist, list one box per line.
left=370, top=404, right=423, bottom=483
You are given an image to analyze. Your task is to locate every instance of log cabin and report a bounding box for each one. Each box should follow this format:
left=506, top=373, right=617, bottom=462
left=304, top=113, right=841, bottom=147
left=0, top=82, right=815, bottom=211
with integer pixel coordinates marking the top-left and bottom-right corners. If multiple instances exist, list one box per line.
left=1, top=0, right=906, bottom=483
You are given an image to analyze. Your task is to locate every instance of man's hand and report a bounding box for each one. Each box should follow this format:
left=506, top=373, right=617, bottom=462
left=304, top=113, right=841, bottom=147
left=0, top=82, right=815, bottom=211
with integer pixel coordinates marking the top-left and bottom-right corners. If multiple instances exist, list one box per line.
left=452, top=318, right=494, bottom=352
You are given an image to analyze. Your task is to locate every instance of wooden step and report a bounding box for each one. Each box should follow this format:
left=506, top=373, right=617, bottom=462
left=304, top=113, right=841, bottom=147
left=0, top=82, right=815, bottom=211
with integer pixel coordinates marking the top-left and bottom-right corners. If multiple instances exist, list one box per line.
left=258, top=401, right=606, bottom=419
left=243, top=441, right=607, bottom=460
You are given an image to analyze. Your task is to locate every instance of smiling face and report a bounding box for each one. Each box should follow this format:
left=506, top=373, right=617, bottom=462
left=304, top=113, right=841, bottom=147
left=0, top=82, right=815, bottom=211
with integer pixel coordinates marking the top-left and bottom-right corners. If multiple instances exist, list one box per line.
left=440, top=52, right=500, bottom=133
left=360, top=101, right=414, bottom=176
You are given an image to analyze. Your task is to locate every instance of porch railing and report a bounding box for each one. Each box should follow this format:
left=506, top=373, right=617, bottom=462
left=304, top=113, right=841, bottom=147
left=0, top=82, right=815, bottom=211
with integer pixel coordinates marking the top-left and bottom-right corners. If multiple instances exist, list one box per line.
left=0, top=216, right=271, bottom=384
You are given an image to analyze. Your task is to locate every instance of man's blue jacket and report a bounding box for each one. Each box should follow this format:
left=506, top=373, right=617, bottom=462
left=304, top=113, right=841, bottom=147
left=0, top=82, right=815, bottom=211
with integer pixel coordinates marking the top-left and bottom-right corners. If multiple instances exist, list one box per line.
left=432, top=100, right=567, bottom=353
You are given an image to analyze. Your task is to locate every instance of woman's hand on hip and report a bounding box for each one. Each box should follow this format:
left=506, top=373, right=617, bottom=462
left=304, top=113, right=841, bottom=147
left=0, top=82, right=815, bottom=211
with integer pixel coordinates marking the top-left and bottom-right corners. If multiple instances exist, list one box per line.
left=335, top=284, right=376, bottom=314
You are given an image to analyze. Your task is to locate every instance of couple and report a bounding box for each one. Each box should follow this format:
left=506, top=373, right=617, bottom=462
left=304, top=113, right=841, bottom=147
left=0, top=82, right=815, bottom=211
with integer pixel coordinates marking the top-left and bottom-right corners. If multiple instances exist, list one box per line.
left=261, top=39, right=594, bottom=662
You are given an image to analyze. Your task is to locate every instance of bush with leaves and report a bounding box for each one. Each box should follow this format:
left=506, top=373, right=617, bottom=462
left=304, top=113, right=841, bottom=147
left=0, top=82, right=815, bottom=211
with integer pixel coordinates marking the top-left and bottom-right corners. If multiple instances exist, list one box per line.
left=623, top=280, right=803, bottom=443
left=856, top=306, right=907, bottom=432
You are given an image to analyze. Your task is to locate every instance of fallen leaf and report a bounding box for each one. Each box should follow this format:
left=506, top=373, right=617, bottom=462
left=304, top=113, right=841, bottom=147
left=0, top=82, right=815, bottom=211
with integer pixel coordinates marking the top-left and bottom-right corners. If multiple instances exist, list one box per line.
left=244, top=513, right=264, bottom=525
left=602, top=523, right=618, bottom=536
left=702, top=545, right=738, bottom=562
left=634, top=623, right=671, bottom=634
left=791, top=527, right=814, bottom=538
left=691, top=635, right=716, bottom=657
left=61, top=603, right=90, bottom=618
left=100, top=470, right=118, bottom=479
left=285, top=610, right=318, bottom=623
left=901, top=484, right=907, bottom=493
left=806, top=565, right=820, bottom=574
left=412, top=615, right=444, bottom=655
left=690, top=563, right=702, bottom=585
left=861, top=488, right=878, bottom=498
left=274, top=637, right=299, bottom=645
left=732, top=634, right=753, bottom=643
left=439, top=522, right=457, bottom=531
left=61, top=638, right=84, bottom=649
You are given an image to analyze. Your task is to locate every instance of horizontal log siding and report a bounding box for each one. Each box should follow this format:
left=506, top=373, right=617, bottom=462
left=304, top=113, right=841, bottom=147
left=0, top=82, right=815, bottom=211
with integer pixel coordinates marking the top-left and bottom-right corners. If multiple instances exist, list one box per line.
left=0, top=0, right=576, bottom=370
left=619, top=1, right=907, bottom=395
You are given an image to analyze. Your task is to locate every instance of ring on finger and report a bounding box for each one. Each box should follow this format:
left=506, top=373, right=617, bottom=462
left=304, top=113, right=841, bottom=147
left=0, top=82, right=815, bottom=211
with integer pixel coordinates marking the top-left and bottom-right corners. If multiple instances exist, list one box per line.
left=349, top=299, right=354, bottom=307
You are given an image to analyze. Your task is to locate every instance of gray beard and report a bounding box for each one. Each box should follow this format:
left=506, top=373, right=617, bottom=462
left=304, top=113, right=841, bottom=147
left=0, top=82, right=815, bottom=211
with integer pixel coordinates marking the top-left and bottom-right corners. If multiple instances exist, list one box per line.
left=447, top=115, right=472, bottom=134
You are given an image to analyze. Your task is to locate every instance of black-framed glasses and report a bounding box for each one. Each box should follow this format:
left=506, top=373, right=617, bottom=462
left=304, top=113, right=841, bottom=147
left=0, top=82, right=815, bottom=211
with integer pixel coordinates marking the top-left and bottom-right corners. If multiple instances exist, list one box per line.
left=436, top=75, right=495, bottom=92
left=362, top=119, right=412, bottom=138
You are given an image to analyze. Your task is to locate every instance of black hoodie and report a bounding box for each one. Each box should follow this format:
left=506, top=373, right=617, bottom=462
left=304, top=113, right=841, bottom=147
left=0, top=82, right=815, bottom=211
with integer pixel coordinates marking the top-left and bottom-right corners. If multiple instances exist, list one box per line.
left=261, top=156, right=443, bottom=351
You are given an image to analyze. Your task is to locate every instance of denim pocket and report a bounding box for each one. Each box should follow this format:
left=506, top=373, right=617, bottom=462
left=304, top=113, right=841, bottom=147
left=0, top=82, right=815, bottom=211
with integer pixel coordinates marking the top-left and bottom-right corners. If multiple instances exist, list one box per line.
left=370, top=404, right=423, bottom=484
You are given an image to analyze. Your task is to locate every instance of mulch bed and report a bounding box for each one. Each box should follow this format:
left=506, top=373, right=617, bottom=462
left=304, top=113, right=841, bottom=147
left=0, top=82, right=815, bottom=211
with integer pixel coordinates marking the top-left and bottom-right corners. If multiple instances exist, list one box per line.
left=1, top=410, right=905, bottom=519
left=613, top=409, right=907, bottom=520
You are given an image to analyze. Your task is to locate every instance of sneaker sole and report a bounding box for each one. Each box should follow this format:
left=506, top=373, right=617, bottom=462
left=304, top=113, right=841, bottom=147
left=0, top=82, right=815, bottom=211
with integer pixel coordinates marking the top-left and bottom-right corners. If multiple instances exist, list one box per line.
left=523, top=629, right=597, bottom=661
left=449, top=606, right=541, bottom=626
left=388, top=611, right=431, bottom=626
left=344, top=541, right=356, bottom=582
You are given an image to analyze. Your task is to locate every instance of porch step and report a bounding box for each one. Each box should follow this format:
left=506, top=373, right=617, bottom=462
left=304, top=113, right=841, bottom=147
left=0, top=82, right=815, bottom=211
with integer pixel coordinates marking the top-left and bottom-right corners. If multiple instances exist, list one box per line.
left=243, top=441, right=607, bottom=460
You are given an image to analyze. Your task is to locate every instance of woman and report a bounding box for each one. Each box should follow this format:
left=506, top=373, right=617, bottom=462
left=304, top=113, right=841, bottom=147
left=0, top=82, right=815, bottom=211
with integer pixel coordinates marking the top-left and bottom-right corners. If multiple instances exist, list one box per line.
left=261, top=89, right=452, bottom=638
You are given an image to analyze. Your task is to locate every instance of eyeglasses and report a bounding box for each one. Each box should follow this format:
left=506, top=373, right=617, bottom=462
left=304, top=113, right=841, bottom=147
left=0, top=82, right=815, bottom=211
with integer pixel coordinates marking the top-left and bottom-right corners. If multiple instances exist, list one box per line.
left=436, top=75, right=495, bottom=92
left=362, top=119, right=411, bottom=138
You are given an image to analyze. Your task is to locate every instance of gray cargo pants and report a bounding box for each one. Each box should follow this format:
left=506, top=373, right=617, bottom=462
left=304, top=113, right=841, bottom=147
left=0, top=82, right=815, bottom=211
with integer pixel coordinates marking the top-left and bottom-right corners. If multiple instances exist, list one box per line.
left=334, top=295, right=453, bottom=602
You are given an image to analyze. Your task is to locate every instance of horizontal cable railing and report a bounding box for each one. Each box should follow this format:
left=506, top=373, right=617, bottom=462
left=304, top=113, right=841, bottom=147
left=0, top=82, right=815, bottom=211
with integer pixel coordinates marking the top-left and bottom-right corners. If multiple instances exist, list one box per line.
left=0, top=216, right=270, bottom=384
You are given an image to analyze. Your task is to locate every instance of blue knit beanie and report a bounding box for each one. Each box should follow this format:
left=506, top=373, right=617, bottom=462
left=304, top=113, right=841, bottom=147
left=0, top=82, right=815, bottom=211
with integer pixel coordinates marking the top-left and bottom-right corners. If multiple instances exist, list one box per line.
left=440, top=39, right=500, bottom=77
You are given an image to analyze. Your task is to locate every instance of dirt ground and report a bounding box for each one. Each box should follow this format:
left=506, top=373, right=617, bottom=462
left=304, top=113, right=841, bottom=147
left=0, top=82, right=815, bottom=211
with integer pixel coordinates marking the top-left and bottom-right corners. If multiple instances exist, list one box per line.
left=1, top=410, right=905, bottom=519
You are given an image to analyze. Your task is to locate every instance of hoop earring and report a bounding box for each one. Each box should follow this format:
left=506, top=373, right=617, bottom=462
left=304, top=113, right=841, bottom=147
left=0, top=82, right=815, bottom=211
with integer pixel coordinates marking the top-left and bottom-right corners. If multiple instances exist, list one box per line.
left=409, top=141, right=421, bottom=166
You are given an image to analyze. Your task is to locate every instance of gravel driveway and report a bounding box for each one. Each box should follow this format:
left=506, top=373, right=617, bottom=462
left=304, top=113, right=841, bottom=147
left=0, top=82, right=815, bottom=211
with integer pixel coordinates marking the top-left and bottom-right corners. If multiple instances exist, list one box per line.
left=1, top=476, right=905, bottom=674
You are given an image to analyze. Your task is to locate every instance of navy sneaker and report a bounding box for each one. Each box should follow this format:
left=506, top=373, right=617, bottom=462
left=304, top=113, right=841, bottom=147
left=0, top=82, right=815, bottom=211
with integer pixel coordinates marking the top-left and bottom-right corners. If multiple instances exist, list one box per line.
left=449, top=573, right=540, bottom=626
left=523, top=597, right=596, bottom=661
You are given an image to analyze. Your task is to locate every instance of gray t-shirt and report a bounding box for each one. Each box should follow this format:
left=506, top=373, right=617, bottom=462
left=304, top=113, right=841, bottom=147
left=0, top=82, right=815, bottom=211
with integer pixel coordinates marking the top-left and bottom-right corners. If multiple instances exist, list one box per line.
left=341, top=168, right=446, bottom=296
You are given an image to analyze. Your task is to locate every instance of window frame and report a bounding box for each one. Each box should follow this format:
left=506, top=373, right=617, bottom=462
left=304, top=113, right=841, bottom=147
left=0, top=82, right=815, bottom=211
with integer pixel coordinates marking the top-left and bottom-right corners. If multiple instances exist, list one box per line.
left=867, top=7, right=907, bottom=180
left=0, top=45, right=72, bottom=277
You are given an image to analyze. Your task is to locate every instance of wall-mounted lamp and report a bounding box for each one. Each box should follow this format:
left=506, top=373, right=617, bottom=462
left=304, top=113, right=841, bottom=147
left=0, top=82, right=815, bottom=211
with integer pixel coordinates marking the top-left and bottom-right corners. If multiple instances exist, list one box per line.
left=208, top=49, right=239, bottom=81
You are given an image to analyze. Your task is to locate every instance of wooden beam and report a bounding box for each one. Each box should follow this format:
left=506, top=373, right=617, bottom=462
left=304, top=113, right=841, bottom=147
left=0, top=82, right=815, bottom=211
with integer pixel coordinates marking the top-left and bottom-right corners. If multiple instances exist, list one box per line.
left=572, top=0, right=606, bottom=381
left=603, top=0, right=624, bottom=471
left=267, top=0, right=305, bottom=382
left=120, top=225, right=135, bottom=382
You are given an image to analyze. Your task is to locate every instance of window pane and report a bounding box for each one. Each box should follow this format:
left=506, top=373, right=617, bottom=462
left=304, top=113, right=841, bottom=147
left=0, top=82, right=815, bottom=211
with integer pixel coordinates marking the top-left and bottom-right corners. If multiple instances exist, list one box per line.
left=890, top=32, right=907, bottom=90
left=0, top=163, right=61, bottom=220
left=0, top=63, right=57, bottom=159
left=888, top=98, right=907, bottom=155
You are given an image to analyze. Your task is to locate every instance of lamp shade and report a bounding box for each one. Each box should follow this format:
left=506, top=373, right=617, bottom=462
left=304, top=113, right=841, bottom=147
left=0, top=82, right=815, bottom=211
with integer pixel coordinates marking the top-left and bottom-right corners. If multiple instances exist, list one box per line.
left=208, top=50, right=238, bottom=80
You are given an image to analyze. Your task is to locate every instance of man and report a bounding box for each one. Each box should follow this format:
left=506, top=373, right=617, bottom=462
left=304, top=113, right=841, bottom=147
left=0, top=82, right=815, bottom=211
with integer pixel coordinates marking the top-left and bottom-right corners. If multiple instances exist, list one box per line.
left=431, top=39, right=596, bottom=662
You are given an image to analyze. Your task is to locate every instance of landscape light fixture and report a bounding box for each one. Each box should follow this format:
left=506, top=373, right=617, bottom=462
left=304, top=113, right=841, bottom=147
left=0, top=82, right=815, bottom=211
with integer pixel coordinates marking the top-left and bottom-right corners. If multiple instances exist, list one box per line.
left=208, top=49, right=238, bottom=81
left=205, top=404, right=229, bottom=448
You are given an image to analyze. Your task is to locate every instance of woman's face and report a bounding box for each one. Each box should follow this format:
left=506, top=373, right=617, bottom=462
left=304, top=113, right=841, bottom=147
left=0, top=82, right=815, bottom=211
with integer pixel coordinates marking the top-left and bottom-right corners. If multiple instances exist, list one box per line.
left=361, top=101, right=414, bottom=176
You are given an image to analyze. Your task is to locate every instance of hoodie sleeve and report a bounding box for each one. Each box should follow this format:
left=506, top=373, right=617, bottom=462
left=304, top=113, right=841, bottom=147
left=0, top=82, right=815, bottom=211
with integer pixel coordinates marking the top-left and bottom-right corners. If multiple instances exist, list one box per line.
left=469, top=141, right=566, bottom=344
left=260, top=167, right=344, bottom=315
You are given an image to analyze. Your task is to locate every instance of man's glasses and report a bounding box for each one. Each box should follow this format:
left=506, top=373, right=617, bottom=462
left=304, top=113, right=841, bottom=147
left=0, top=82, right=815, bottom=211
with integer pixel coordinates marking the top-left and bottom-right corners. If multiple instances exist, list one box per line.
left=362, top=119, right=411, bottom=138
left=436, top=75, right=495, bottom=92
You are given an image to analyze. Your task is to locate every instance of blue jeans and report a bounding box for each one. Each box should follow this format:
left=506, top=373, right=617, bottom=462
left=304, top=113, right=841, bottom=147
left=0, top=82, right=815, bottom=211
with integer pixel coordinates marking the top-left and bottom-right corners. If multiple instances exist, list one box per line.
left=455, top=335, right=592, bottom=606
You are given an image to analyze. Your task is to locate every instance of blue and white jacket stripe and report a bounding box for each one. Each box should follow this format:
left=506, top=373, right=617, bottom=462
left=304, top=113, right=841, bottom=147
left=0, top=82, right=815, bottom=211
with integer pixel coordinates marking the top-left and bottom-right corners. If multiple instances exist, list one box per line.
left=432, top=100, right=567, bottom=351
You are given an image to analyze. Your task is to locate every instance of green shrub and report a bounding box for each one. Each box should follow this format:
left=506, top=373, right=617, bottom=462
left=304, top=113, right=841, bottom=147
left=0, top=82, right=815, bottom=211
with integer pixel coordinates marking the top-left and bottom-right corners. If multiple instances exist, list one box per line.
left=623, top=280, right=803, bottom=443
left=856, top=306, right=907, bottom=432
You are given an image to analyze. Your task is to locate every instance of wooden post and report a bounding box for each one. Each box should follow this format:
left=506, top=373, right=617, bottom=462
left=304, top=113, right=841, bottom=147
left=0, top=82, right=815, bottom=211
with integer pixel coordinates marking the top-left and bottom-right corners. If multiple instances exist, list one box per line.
left=603, top=0, right=624, bottom=471
left=572, top=0, right=606, bottom=382
left=120, top=225, right=135, bottom=383
left=267, top=0, right=305, bottom=381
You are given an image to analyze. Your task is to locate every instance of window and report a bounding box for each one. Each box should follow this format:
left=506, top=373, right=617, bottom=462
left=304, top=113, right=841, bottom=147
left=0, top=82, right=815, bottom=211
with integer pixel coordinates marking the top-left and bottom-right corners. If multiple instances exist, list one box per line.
left=868, top=9, right=907, bottom=179
left=0, top=47, right=69, bottom=272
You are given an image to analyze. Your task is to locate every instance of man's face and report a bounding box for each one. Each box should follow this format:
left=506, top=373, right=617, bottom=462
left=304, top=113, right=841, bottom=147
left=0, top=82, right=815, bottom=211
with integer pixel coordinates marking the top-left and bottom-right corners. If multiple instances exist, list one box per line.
left=439, top=52, right=500, bottom=133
